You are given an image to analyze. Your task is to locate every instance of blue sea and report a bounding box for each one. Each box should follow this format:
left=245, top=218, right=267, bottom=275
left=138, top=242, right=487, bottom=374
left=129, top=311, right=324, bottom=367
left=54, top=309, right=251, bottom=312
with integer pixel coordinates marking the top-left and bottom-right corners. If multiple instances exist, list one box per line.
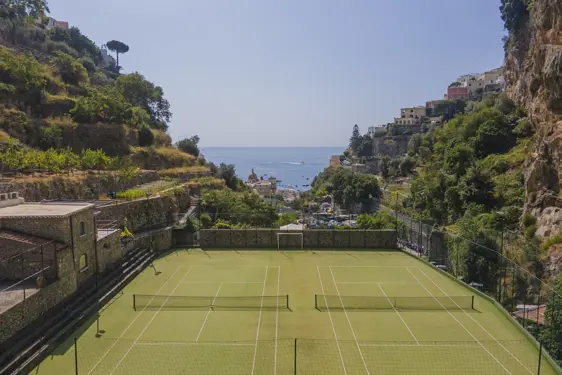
left=201, top=147, right=343, bottom=191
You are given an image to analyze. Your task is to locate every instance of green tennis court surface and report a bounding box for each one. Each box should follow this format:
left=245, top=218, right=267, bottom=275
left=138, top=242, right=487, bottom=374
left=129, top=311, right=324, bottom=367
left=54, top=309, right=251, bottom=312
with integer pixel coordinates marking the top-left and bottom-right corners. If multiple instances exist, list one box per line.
left=31, top=250, right=558, bottom=374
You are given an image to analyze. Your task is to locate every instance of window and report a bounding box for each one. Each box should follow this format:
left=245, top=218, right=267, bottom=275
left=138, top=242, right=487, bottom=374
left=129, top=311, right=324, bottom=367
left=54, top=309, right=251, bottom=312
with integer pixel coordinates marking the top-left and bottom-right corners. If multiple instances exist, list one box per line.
left=79, top=221, right=85, bottom=236
left=79, top=254, right=88, bottom=271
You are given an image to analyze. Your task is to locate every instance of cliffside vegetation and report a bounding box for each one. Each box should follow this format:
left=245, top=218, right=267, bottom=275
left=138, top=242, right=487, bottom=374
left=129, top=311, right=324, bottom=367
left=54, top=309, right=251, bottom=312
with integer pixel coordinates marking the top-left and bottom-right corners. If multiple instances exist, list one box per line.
left=0, top=0, right=198, bottom=175
left=406, top=93, right=531, bottom=228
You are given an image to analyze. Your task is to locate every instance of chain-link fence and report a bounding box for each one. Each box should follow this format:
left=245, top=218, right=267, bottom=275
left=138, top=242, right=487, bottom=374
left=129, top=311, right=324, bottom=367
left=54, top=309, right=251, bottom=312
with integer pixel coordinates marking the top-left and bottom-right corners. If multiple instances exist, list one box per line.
left=48, top=337, right=556, bottom=375
left=380, top=194, right=562, bottom=370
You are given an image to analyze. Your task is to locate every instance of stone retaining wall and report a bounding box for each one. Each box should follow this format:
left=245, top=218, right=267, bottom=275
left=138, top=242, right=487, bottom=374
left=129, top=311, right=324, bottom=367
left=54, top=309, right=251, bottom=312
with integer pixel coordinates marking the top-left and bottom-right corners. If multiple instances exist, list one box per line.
left=97, top=231, right=122, bottom=273
left=199, top=229, right=397, bottom=249
left=97, top=189, right=190, bottom=233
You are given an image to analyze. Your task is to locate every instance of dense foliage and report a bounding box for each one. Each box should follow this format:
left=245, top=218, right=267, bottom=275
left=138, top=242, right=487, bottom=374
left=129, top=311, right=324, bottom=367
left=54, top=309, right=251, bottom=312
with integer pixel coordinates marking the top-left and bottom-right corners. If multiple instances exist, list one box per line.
left=202, top=188, right=278, bottom=228
left=500, top=0, right=532, bottom=32
left=406, top=94, right=530, bottom=226
left=176, top=135, right=200, bottom=157
left=0, top=143, right=117, bottom=172
left=312, top=167, right=381, bottom=211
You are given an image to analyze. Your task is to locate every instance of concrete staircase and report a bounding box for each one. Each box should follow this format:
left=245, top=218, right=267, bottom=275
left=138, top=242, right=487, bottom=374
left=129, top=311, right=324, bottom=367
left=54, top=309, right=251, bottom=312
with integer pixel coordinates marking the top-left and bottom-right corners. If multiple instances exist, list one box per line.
left=0, top=246, right=154, bottom=375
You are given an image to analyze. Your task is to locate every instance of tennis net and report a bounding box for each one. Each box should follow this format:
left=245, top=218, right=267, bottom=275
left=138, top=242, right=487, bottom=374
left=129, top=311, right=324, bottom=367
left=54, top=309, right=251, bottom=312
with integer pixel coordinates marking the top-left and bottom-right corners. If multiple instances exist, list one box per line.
left=315, top=295, right=475, bottom=311
left=133, top=294, right=290, bottom=311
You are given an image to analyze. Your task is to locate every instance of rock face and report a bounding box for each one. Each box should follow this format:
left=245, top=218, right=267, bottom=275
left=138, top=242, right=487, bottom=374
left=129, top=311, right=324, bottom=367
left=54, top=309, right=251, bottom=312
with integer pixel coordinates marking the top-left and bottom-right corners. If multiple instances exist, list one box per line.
left=504, top=0, right=562, bottom=236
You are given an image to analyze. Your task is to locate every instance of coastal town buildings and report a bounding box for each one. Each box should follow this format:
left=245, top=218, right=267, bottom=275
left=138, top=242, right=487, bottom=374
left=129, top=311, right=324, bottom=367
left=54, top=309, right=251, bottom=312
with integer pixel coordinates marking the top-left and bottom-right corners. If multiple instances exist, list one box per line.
left=329, top=155, right=342, bottom=168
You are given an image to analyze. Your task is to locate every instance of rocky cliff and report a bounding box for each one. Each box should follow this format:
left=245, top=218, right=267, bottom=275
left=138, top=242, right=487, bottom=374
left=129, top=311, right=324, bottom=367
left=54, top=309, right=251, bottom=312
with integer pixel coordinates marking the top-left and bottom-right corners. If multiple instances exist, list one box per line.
left=504, top=0, right=562, bottom=236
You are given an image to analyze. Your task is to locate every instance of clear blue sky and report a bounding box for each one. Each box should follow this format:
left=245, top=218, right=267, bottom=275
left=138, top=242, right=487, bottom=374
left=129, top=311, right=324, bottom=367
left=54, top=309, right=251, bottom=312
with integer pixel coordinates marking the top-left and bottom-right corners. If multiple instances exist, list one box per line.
left=50, top=0, right=505, bottom=147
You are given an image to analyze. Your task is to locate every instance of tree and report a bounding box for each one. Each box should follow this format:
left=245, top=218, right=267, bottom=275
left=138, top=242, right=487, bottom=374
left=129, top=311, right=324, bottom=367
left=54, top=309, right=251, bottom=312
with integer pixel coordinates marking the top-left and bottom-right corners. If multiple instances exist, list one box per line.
left=176, top=135, right=200, bottom=157
left=216, top=163, right=238, bottom=190
left=408, top=134, right=422, bottom=156
left=138, top=125, right=154, bottom=147
left=500, top=0, right=530, bottom=32
left=1, top=0, right=50, bottom=44
left=50, top=51, right=88, bottom=86
left=541, top=275, right=562, bottom=365
left=356, top=134, right=373, bottom=158
left=106, top=40, right=129, bottom=71
left=349, top=124, right=362, bottom=153
left=115, top=73, right=172, bottom=130
left=399, top=156, right=416, bottom=176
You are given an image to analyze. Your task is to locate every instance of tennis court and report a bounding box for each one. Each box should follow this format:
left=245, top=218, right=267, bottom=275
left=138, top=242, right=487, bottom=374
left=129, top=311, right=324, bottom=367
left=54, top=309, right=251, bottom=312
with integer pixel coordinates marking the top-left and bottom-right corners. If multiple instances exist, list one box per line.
left=31, top=249, right=559, bottom=374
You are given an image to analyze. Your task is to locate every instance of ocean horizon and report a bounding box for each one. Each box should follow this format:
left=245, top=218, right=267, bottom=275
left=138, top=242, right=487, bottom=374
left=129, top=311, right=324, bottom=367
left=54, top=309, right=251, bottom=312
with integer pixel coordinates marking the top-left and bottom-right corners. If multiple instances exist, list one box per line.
left=201, top=146, right=344, bottom=190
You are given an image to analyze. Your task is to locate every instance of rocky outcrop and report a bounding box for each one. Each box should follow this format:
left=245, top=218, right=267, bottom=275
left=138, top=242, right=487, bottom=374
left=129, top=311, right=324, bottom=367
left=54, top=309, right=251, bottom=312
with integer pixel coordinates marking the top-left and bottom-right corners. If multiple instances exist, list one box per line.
left=505, top=0, right=562, bottom=236
left=372, top=135, right=410, bottom=158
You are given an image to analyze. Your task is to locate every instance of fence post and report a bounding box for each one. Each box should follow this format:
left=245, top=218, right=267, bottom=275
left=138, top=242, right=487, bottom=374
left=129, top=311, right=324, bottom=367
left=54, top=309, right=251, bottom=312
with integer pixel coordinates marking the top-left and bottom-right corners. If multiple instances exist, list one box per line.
left=74, top=337, right=78, bottom=375
left=537, top=340, right=543, bottom=375
left=536, top=288, right=541, bottom=334
left=40, top=244, right=44, bottom=277
left=511, top=266, right=516, bottom=312
left=294, top=338, right=297, bottom=375
left=21, top=252, right=25, bottom=300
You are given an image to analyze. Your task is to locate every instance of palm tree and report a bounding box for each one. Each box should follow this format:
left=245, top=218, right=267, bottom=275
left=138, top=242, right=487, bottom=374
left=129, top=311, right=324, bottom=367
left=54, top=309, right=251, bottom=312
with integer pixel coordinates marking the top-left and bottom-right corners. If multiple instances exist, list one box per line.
left=106, top=40, right=130, bottom=71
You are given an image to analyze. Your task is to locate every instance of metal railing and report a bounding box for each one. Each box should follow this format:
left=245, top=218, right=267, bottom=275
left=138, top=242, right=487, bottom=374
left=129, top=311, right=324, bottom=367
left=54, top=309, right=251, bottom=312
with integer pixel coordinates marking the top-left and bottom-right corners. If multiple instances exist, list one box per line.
left=0, top=241, right=63, bottom=312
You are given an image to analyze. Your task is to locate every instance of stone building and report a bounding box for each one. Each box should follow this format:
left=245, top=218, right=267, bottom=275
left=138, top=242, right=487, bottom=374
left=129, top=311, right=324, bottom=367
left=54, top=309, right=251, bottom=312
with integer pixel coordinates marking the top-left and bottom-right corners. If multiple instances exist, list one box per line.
left=0, top=195, right=121, bottom=311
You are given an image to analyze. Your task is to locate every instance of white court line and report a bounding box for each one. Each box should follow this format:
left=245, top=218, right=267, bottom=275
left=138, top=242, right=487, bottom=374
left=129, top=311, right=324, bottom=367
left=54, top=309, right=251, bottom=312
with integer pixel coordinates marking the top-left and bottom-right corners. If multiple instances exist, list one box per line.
left=317, top=266, right=347, bottom=375
left=338, top=281, right=420, bottom=284
left=181, top=281, right=263, bottom=284
left=360, top=343, right=482, bottom=348
left=181, top=265, right=270, bottom=268
left=274, top=266, right=280, bottom=375
left=325, top=266, right=419, bottom=268
left=108, top=267, right=194, bottom=375
left=136, top=341, right=255, bottom=347
left=87, top=267, right=182, bottom=375
left=406, top=268, right=512, bottom=375
left=377, top=283, right=419, bottom=344
left=251, top=266, right=269, bottom=375
left=195, top=282, right=223, bottom=342
left=418, top=269, right=534, bottom=375
left=328, top=266, right=371, bottom=375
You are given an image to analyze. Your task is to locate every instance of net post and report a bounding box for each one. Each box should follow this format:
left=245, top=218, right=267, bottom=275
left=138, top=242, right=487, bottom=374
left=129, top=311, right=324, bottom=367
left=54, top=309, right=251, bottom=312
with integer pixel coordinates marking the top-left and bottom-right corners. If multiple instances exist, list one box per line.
left=287, top=294, right=289, bottom=310
left=133, top=294, right=136, bottom=311
left=471, top=295, right=475, bottom=310
left=315, top=295, right=318, bottom=310
left=74, top=337, right=78, bottom=375
left=294, top=337, right=297, bottom=375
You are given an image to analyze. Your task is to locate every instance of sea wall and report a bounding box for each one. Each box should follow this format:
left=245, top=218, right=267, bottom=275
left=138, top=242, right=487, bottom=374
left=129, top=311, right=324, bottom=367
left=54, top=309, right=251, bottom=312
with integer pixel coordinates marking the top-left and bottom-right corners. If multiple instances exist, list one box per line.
left=199, top=229, right=397, bottom=249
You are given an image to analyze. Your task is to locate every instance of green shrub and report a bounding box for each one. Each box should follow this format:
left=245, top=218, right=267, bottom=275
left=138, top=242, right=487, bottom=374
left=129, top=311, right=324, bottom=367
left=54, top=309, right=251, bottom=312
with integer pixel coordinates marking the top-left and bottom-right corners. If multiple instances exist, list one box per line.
left=0, top=108, right=29, bottom=139
left=513, top=118, right=533, bottom=138
left=50, top=51, right=89, bottom=86
left=138, top=125, right=155, bottom=147
left=38, top=124, right=62, bottom=149
left=46, top=40, right=79, bottom=58
left=524, top=224, right=537, bottom=240
left=116, top=189, right=146, bottom=201
left=522, top=213, right=537, bottom=228
left=79, top=56, right=96, bottom=73
left=200, top=213, right=212, bottom=229
left=542, top=232, right=562, bottom=251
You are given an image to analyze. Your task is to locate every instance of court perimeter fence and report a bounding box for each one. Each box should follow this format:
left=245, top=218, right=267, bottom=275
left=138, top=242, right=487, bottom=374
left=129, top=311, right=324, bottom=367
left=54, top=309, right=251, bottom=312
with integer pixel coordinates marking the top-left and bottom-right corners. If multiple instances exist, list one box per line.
left=59, top=336, right=555, bottom=374
left=198, top=228, right=397, bottom=249
left=381, top=194, right=562, bottom=370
